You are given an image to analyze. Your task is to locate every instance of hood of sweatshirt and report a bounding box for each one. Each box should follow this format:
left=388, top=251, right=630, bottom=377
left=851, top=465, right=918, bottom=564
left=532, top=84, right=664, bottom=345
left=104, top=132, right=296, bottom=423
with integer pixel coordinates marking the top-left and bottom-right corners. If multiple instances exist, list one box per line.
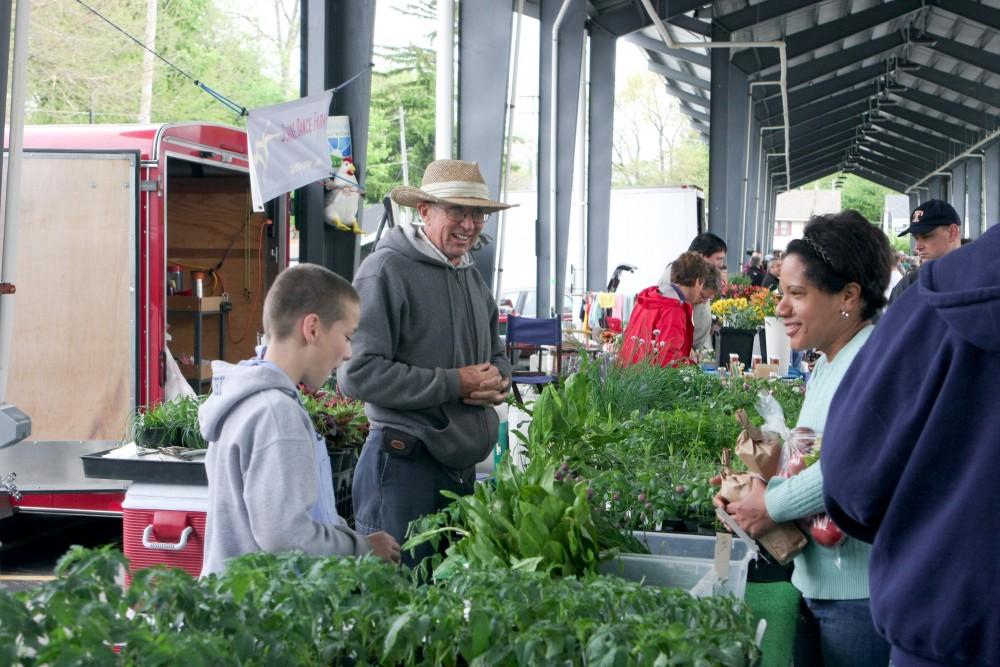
left=381, top=222, right=476, bottom=270
left=199, top=360, right=300, bottom=442
left=918, top=225, right=1000, bottom=352
left=638, top=284, right=682, bottom=307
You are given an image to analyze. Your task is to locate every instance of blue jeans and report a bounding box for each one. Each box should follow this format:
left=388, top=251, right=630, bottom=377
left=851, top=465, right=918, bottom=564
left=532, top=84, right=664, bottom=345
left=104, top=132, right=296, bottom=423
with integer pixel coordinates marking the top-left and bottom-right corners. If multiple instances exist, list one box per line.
left=795, top=597, right=890, bottom=667
left=352, top=427, right=474, bottom=568
left=788, top=349, right=805, bottom=378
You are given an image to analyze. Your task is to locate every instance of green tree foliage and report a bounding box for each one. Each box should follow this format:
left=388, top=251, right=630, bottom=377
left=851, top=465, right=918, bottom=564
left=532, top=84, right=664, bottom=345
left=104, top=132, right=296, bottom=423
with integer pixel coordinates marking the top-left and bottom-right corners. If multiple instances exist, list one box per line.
left=612, top=71, right=708, bottom=190
left=26, top=0, right=286, bottom=126
left=366, top=44, right=437, bottom=205
left=807, top=173, right=900, bottom=225
left=365, top=0, right=437, bottom=204
left=890, top=235, right=913, bottom=254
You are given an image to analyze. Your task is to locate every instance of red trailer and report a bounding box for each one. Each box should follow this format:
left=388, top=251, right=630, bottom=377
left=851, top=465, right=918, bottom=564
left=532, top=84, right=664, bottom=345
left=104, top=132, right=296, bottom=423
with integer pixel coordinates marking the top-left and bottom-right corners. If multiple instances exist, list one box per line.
left=0, top=123, right=288, bottom=517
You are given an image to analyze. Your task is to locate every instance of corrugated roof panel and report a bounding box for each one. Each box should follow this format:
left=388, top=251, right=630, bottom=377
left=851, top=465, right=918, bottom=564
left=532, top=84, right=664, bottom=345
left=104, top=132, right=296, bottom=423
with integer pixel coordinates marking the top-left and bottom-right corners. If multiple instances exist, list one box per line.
left=581, top=0, right=1000, bottom=191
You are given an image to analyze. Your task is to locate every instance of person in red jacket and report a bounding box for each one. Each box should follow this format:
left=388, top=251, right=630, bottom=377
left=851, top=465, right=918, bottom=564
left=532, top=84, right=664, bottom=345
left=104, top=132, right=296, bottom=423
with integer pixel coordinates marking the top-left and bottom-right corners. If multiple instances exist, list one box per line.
left=619, top=252, right=716, bottom=367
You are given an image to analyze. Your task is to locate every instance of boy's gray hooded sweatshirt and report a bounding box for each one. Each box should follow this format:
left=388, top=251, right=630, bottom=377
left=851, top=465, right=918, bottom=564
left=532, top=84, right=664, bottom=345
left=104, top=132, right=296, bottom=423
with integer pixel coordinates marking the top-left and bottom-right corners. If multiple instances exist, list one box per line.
left=199, top=361, right=369, bottom=576
left=338, top=224, right=511, bottom=473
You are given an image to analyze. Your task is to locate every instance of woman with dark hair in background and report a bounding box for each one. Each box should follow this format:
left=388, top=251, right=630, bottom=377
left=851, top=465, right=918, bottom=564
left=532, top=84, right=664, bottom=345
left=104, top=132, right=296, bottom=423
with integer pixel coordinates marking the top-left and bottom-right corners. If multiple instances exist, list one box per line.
left=762, top=255, right=782, bottom=291
left=619, top=251, right=718, bottom=367
left=715, top=210, right=894, bottom=667
left=745, top=255, right=766, bottom=286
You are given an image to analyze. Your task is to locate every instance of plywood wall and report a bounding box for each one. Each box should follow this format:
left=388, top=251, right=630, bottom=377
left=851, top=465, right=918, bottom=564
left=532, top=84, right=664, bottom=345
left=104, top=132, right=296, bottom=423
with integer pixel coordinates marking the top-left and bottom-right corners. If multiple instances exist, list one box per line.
left=7, top=154, right=135, bottom=441
left=166, top=176, right=274, bottom=381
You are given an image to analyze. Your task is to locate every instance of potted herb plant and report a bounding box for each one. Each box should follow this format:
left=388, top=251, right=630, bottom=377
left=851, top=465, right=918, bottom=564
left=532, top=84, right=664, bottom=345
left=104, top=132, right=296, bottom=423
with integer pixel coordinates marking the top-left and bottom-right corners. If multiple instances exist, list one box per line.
left=131, top=396, right=207, bottom=450
left=299, top=386, right=369, bottom=474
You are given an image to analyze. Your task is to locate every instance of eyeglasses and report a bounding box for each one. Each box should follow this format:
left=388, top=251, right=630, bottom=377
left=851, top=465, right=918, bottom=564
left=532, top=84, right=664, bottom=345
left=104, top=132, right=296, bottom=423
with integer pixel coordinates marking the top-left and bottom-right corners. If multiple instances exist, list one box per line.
left=437, top=205, right=490, bottom=224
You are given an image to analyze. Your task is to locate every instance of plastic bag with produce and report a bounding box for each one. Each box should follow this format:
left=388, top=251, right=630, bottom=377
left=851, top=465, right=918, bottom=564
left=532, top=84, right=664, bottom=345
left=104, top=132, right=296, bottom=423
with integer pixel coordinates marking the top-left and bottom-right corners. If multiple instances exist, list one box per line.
left=756, top=394, right=846, bottom=549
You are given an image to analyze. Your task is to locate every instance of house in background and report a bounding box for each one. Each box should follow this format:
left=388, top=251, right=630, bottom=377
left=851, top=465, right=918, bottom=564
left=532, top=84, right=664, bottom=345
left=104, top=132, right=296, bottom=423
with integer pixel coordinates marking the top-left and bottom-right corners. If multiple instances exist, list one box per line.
left=771, top=189, right=842, bottom=253
left=883, top=195, right=911, bottom=236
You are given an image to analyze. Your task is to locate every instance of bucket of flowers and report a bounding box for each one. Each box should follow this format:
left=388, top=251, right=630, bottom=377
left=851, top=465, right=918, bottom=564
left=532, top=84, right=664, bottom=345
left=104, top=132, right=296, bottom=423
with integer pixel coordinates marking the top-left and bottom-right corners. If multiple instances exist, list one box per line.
left=710, top=291, right=768, bottom=368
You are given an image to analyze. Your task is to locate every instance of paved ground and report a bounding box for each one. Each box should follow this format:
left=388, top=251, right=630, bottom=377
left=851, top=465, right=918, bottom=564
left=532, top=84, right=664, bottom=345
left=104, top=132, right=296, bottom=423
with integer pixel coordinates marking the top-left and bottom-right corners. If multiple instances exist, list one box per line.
left=0, top=514, right=122, bottom=592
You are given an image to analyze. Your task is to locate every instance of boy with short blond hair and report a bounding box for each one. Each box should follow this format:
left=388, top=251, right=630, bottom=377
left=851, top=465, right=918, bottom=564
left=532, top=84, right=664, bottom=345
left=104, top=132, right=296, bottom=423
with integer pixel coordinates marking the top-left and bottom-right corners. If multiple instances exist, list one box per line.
left=200, top=264, right=399, bottom=576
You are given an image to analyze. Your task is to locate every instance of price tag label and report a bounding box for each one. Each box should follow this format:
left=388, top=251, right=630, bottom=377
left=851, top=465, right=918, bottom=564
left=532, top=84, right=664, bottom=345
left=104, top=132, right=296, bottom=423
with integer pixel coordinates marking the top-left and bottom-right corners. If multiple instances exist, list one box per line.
left=714, top=532, right=732, bottom=581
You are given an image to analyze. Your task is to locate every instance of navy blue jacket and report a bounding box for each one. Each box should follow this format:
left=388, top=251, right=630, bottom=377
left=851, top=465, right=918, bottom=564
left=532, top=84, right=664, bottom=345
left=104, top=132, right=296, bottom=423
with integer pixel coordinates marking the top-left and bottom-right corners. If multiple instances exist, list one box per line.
left=823, top=224, right=1000, bottom=667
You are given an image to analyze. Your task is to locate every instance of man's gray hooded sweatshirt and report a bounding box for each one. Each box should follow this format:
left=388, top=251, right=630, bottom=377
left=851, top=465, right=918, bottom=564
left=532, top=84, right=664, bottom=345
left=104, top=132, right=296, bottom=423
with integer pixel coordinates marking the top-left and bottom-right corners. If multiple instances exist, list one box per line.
left=338, top=223, right=511, bottom=474
left=199, top=361, right=369, bottom=576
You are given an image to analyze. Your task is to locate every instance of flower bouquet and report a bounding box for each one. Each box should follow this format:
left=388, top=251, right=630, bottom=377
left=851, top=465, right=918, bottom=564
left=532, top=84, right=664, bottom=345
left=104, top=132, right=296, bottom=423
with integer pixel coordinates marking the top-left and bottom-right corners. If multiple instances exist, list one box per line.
left=711, top=296, right=766, bottom=330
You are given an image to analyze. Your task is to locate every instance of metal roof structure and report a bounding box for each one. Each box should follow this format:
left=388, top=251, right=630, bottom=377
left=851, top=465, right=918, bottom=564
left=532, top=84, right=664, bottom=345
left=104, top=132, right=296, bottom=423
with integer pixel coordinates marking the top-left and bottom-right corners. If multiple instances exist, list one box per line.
left=288, top=1, right=997, bottom=304
left=583, top=0, right=1000, bottom=194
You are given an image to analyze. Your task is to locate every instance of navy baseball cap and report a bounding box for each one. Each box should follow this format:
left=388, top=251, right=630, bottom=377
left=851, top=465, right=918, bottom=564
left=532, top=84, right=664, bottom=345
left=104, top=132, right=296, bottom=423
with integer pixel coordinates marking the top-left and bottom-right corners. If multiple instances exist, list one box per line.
left=898, top=199, right=960, bottom=237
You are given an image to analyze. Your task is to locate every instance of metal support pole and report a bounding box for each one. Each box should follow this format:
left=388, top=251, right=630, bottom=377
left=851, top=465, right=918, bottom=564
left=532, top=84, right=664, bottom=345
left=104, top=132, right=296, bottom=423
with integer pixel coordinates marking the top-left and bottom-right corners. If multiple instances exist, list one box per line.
left=297, top=0, right=374, bottom=279
left=985, top=142, right=1000, bottom=232
left=951, top=161, right=967, bottom=236
left=0, top=0, right=32, bottom=404
left=708, top=38, right=731, bottom=247
left=538, top=0, right=583, bottom=318
left=458, top=0, right=513, bottom=286
left=398, top=106, right=409, bottom=186
left=967, top=154, right=984, bottom=239
left=493, top=0, right=525, bottom=299
left=436, top=0, right=454, bottom=159
left=586, top=27, right=615, bottom=292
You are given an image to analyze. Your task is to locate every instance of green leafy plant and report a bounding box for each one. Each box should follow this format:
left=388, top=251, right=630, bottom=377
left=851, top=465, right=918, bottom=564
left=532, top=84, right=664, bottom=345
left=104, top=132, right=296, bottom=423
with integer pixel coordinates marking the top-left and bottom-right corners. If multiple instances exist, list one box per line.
left=404, top=454, right=646, bottom=580
left=299, top=386, right=369, bottom=454
left=130, top=395, right=207, bottom=450
left=0, top=547, right=761, bottom=666
left=523, top=363, right=806, bottom=531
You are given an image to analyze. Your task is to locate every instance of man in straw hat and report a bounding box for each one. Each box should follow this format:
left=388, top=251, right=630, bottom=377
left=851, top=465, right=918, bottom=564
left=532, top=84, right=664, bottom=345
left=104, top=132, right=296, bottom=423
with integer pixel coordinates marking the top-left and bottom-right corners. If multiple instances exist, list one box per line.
left=339, top=159, right=514, bottom=566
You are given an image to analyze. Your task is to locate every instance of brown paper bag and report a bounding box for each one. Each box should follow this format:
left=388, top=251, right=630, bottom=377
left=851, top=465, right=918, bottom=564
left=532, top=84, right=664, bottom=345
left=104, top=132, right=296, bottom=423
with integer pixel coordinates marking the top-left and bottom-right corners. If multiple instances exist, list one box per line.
left=719, top=472, right=807, bottom=565
left=752, top=363, right=779, bottom=379
left=734, top=409, right=782, bottom=480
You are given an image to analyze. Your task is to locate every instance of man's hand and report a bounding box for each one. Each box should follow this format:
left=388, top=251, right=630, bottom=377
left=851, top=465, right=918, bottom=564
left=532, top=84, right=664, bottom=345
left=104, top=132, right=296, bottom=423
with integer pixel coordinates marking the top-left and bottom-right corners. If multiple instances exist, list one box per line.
left=457, top=363, right=505, bottom=397
left=463, top=387, right=509, bottom=407
left=367, top=531, right=401, bottom=565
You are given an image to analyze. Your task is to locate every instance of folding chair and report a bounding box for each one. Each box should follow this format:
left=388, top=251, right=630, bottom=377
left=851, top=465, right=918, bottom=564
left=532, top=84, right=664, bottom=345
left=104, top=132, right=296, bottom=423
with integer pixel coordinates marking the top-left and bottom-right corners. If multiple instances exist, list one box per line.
left=505, top=315, right=562, bottom=405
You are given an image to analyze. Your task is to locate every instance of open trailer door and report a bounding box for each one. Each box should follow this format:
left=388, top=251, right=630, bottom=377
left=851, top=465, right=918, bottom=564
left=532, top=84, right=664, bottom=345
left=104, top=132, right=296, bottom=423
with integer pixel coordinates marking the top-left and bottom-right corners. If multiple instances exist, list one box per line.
left=0, top=150, right=139, bottom=513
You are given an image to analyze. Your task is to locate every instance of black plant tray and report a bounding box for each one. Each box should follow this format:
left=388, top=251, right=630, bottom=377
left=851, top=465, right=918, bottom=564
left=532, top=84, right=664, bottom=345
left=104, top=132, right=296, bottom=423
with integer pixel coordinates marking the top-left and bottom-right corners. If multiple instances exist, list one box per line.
left=81, top=448, right=208, bottom=486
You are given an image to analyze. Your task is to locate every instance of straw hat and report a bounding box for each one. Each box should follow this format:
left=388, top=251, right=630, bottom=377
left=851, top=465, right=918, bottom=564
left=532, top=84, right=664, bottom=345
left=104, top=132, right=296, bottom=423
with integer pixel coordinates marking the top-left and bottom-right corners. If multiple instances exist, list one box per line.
left=390, top=159, right=514, bottom=212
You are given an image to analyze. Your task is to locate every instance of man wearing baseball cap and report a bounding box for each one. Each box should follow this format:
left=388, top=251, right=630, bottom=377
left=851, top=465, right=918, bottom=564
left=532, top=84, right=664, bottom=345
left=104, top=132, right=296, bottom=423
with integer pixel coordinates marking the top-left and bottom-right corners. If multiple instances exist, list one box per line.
left=887, top=199, right=963, bottom=305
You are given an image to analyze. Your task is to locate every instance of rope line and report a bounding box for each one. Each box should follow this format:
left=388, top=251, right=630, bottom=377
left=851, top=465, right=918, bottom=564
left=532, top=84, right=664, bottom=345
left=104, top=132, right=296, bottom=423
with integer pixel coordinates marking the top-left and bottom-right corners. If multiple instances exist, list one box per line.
left=75, top=0, right=375, bottom=121
left=74, top=0, right=248, bottom=117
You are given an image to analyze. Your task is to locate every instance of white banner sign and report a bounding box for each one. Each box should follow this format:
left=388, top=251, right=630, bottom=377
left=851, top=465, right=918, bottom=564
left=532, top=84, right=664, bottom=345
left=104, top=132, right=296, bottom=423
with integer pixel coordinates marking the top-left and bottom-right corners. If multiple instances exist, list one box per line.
left=247, top=90, right=334, bottom=211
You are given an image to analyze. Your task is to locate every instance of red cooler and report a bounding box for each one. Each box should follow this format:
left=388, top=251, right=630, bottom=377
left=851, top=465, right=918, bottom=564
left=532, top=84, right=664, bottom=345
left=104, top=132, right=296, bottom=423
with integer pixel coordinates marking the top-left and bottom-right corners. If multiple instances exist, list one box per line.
left=122, top=483, right=208, bottom=581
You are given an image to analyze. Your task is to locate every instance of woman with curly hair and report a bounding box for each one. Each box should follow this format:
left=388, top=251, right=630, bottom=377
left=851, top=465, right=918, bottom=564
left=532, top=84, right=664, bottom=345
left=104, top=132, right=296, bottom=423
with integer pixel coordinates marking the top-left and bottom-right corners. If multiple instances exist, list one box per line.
left=716, top=210, right=894, bottom=667
left=619, top=251, right=718, bottom=367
